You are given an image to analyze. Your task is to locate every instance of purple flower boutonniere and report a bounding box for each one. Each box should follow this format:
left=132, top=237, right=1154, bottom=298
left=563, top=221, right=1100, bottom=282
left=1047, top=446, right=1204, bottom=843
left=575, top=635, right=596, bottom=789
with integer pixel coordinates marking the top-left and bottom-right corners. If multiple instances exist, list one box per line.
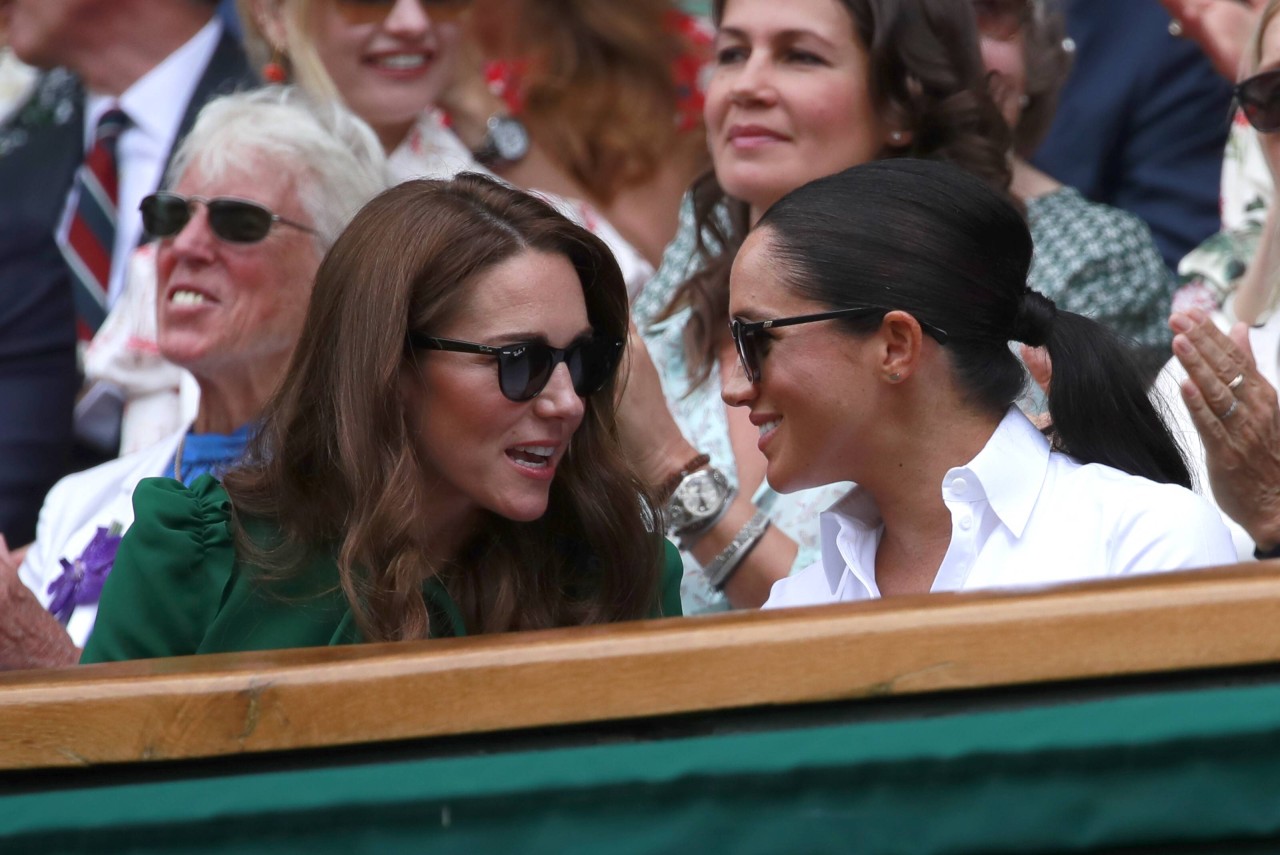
left=47, top=522, right=124, bottom=624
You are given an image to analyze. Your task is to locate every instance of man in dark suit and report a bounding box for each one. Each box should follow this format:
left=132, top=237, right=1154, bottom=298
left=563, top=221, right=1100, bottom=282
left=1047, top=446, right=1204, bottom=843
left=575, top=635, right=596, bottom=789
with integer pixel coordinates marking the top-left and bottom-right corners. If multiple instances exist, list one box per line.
left=1032, top=0, right=1235, bottom=274
left=0, top=0, right=256, bottom=545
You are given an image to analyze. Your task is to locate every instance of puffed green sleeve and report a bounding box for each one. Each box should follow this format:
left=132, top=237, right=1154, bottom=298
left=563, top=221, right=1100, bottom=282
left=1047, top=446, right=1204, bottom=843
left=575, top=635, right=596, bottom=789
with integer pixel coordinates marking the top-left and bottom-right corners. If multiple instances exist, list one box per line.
left=656, top=538, right=683, bottom=618
left=81, top=475, right=237, bottom=664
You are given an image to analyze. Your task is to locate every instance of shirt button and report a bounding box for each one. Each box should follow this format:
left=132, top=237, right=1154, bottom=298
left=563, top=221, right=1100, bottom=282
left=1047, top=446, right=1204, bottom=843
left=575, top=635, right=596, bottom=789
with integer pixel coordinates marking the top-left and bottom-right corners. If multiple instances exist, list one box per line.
left=959, top=515, right=972, bottom=531
left=951, top=476, right=968, bottom=494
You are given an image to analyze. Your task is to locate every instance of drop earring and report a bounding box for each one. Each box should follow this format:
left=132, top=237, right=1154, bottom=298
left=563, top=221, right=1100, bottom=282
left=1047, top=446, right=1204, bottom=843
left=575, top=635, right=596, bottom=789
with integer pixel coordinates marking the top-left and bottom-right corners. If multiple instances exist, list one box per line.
left=263, top=48, right=288, bottom=84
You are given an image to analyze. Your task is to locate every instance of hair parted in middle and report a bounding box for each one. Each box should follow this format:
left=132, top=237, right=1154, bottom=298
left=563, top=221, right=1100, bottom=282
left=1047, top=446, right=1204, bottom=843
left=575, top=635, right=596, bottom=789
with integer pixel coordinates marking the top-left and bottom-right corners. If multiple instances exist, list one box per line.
left=756, top=158, right=1192, bottom=489
left=666, top=0, right=1014, bottom=387
left=222, top=174, right=664, bottom=642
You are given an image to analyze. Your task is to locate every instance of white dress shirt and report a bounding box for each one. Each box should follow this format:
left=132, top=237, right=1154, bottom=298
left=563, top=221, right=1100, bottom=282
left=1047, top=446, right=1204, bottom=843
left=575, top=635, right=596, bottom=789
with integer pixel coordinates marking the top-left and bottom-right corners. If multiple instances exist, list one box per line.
left=61, top=17, right=222, bottom=306
left=764, top=408, right=1237, bottom=608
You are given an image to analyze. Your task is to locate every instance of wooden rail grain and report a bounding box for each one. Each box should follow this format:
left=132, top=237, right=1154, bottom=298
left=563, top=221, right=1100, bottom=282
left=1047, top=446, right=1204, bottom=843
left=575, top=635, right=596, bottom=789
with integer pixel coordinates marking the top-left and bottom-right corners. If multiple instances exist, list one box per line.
left=3, top=562, right=1279, bottom=769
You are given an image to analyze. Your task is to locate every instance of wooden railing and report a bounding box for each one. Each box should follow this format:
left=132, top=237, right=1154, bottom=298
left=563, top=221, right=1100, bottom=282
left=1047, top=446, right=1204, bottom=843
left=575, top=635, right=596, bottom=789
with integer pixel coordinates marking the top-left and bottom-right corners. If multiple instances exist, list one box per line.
left=3, top=562, right=1280, bottom=770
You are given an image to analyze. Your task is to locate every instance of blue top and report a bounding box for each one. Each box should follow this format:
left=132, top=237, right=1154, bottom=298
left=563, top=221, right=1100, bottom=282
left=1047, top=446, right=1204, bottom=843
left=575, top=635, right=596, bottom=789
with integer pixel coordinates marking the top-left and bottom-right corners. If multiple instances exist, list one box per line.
left=170, top=423, right=253, bottom=486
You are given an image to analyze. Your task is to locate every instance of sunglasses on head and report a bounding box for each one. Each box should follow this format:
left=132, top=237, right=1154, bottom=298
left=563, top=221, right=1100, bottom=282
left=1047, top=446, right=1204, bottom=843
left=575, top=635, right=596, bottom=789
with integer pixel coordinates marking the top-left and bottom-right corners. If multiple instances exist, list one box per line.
left=729, top=306, right=949, bottom=384
left=333, top=0, right=471, bottom=27
left=140, top=192, right=318, bottom=244
left=409, top=333, right=624, bottom=402
left=1235, top=69, right=1280, bottom=133
left=971, top=0, right=1029, bottom=41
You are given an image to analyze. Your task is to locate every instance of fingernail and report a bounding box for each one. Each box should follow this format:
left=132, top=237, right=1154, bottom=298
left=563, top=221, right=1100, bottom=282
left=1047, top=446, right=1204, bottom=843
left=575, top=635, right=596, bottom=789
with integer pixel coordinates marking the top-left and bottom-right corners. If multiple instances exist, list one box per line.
left=1170, top=313, right=1192, bottom=334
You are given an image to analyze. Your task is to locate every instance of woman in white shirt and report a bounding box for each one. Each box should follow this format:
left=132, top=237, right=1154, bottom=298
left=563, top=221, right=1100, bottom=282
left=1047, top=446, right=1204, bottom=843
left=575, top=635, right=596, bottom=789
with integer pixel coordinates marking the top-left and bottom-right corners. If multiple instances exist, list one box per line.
left=719, top=159, right=1236, bottom=607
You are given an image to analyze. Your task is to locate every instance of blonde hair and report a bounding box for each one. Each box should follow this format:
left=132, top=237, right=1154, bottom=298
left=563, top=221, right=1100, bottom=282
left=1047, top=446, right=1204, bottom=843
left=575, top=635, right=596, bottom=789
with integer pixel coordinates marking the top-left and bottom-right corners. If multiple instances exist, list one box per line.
left=238, top=0, right=345, bottom=102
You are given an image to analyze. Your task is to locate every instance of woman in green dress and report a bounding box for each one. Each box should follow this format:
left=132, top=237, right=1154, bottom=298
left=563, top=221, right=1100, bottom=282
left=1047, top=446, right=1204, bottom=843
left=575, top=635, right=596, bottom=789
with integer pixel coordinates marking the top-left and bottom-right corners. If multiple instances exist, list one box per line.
left=82, top=174, right=681, bottom=663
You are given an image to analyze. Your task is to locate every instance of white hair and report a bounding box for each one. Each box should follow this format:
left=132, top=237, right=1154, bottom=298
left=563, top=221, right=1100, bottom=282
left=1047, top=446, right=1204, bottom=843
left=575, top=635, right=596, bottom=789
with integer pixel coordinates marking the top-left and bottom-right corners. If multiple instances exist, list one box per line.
left=166, top=85, right=389, bottom=251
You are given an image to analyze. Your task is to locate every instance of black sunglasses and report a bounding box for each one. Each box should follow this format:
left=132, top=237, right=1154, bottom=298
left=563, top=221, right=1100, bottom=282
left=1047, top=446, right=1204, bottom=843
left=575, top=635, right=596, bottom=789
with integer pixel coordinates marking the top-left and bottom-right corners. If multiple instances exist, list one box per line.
left=140, top=192, right=318, bottom=244
left=729, top=306, right=949, bottom=384
left=409, top=333, right=624, bottom=402
left=1235, top=69, right=1280, bottom=133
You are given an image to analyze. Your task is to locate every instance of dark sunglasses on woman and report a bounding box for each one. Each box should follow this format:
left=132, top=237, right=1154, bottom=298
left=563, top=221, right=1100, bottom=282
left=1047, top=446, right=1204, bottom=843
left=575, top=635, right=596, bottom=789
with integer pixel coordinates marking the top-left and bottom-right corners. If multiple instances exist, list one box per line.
left=1235, top=69, right=1280, bottom=133
left=409, top=333, right=624, bottom=402
left=730, top=306, right=949, bottom=384
left=334, top=0, right=470, bottom=26
left=140, top=192, right=318, bottom=243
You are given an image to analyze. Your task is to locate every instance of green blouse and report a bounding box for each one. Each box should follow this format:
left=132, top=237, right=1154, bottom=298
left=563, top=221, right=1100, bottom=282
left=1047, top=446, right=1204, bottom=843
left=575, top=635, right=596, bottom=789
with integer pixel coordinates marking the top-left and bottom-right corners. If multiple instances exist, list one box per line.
left=81, top=475, right=683, bottom=664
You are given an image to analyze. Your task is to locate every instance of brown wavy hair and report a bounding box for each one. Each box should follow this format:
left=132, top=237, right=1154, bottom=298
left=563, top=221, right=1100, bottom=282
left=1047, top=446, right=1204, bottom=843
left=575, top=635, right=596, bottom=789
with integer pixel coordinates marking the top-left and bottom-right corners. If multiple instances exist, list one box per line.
left=222, top=174, right=664, bottom=641
left=664, top=0, right=1013, bottom=386
left=489, top=0, right=709, bottom=205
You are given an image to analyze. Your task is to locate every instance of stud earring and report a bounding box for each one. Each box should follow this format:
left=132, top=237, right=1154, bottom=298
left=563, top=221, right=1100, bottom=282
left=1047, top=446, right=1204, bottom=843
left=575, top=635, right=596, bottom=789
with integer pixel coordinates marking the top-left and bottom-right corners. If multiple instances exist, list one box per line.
left=889, top=130, right=905, bottom=145
left=263, top=48, right=288, bottom=84
left=889, top=372, right=901, bottom=382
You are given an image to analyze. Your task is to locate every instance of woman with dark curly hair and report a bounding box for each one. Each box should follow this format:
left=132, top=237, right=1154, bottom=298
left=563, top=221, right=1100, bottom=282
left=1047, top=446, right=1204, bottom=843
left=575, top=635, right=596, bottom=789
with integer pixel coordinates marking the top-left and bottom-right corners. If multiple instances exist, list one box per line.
left=82, top=174, right=680, bottom=662
left=625, top=0, right=1012, bottom=615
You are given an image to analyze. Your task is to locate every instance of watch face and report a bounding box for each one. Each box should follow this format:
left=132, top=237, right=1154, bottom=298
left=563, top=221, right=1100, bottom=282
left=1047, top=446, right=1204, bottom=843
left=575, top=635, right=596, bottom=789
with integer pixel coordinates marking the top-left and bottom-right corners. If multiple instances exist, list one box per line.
left=685, top=476, right=722, bottom=514
left=491, top=117, right=530, bottom=161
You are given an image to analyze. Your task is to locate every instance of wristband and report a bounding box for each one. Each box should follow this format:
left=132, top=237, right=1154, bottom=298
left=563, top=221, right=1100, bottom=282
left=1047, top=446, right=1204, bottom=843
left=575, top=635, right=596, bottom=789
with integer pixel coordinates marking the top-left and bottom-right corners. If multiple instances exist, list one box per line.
left=1253, top=541, right=1280, bottom=560
left=658, top=452, right=710, bottom=502
left=703, top=508, right=771, bottom=591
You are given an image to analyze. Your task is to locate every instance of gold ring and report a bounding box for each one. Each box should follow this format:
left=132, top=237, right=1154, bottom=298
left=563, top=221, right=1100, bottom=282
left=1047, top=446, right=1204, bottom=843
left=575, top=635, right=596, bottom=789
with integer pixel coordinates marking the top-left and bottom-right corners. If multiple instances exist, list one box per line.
left=1228, top=373, right=1245, bottom=393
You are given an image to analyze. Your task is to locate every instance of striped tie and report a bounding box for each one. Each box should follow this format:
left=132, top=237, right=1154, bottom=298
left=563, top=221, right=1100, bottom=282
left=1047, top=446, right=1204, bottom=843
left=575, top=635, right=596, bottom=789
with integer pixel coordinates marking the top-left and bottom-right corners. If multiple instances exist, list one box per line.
left=61, top=107, right=129, bottom=342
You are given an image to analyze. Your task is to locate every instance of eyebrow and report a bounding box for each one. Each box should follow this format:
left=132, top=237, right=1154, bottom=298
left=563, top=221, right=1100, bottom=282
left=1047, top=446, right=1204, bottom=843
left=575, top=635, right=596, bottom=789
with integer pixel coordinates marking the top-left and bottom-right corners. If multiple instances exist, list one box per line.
left=715, top=26, right=838, bottom=49
left=474, top=326, right=596, bottom=345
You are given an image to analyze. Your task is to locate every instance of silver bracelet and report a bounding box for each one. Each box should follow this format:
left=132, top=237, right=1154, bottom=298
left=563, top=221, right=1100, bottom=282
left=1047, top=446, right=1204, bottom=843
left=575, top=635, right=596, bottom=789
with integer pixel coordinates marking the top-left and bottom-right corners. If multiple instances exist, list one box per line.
left=703, top=508, right=772, bottom=591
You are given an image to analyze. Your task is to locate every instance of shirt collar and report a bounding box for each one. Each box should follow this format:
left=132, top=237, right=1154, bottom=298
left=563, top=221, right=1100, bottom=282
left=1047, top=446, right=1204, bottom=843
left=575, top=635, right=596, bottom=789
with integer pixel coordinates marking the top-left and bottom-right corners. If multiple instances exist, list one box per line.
left=817, top=407, right=1052, bottom=595
left=85, top=16, right=221, bottom=152
left=946, top=407, right=1050, bottom=538
left=819, top=486, right=881, bottom=597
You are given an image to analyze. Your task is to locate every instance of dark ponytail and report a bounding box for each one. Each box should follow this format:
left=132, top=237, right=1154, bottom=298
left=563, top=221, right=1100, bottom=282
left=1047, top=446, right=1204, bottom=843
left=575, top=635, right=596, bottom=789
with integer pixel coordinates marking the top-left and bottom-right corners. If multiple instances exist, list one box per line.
left=1013, top=303, right=1191, bottom=488
left=759, top=159, right=1191, bottom=488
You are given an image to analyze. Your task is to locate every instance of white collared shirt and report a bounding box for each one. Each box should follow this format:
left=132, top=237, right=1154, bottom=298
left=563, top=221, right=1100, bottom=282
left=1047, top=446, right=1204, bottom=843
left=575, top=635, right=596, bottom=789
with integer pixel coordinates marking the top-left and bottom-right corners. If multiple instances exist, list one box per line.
left=61, top=16, right=222, bottom=306
left=764, top=408, right=1237, bottom=608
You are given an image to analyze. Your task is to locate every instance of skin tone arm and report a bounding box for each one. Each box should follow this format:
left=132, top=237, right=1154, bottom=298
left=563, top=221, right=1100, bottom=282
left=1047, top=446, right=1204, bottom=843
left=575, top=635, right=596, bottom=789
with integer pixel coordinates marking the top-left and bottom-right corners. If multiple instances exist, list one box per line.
left=615, top=324, right=798, bottom=608
left=0, top=536, right=80, bottom=670
left=1171, top=308, right=1280, bottom=549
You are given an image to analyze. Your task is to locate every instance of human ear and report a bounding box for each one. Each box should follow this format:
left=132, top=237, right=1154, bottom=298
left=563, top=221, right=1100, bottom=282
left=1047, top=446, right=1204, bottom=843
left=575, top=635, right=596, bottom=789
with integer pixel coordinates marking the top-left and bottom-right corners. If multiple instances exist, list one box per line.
left=247, top=0, right=290, bottom=53
left=878, top=310, right=923, bottom=383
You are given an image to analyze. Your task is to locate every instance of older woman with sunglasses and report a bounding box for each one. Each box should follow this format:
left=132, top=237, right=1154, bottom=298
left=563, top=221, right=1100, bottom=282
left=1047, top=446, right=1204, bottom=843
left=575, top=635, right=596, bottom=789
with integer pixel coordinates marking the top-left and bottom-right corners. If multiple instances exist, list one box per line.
left=721, top=160, right=1234, bottom=608
left=0, top=87, right=387, bottom=670
left=81, top=174, right=679, bottom=663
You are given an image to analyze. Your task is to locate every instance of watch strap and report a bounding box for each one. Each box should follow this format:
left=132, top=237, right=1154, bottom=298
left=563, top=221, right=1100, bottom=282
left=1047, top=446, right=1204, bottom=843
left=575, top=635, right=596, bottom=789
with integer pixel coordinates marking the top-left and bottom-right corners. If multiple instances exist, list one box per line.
left=658, top=453, right=711, bottom=501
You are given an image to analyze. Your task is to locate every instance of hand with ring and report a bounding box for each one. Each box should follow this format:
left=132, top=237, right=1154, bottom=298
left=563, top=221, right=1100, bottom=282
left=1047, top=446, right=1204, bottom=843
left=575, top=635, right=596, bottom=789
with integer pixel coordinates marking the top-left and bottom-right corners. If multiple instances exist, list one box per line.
left=1170, top=308, right=1280, bottom=550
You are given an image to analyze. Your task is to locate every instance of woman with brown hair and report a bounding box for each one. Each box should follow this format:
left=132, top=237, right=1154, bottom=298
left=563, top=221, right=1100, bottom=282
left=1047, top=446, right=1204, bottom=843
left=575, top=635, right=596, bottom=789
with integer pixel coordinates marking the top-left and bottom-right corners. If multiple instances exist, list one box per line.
left=625, top=0, right=1012, bottom=615
left=82, top=174, right=680, bottom=661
